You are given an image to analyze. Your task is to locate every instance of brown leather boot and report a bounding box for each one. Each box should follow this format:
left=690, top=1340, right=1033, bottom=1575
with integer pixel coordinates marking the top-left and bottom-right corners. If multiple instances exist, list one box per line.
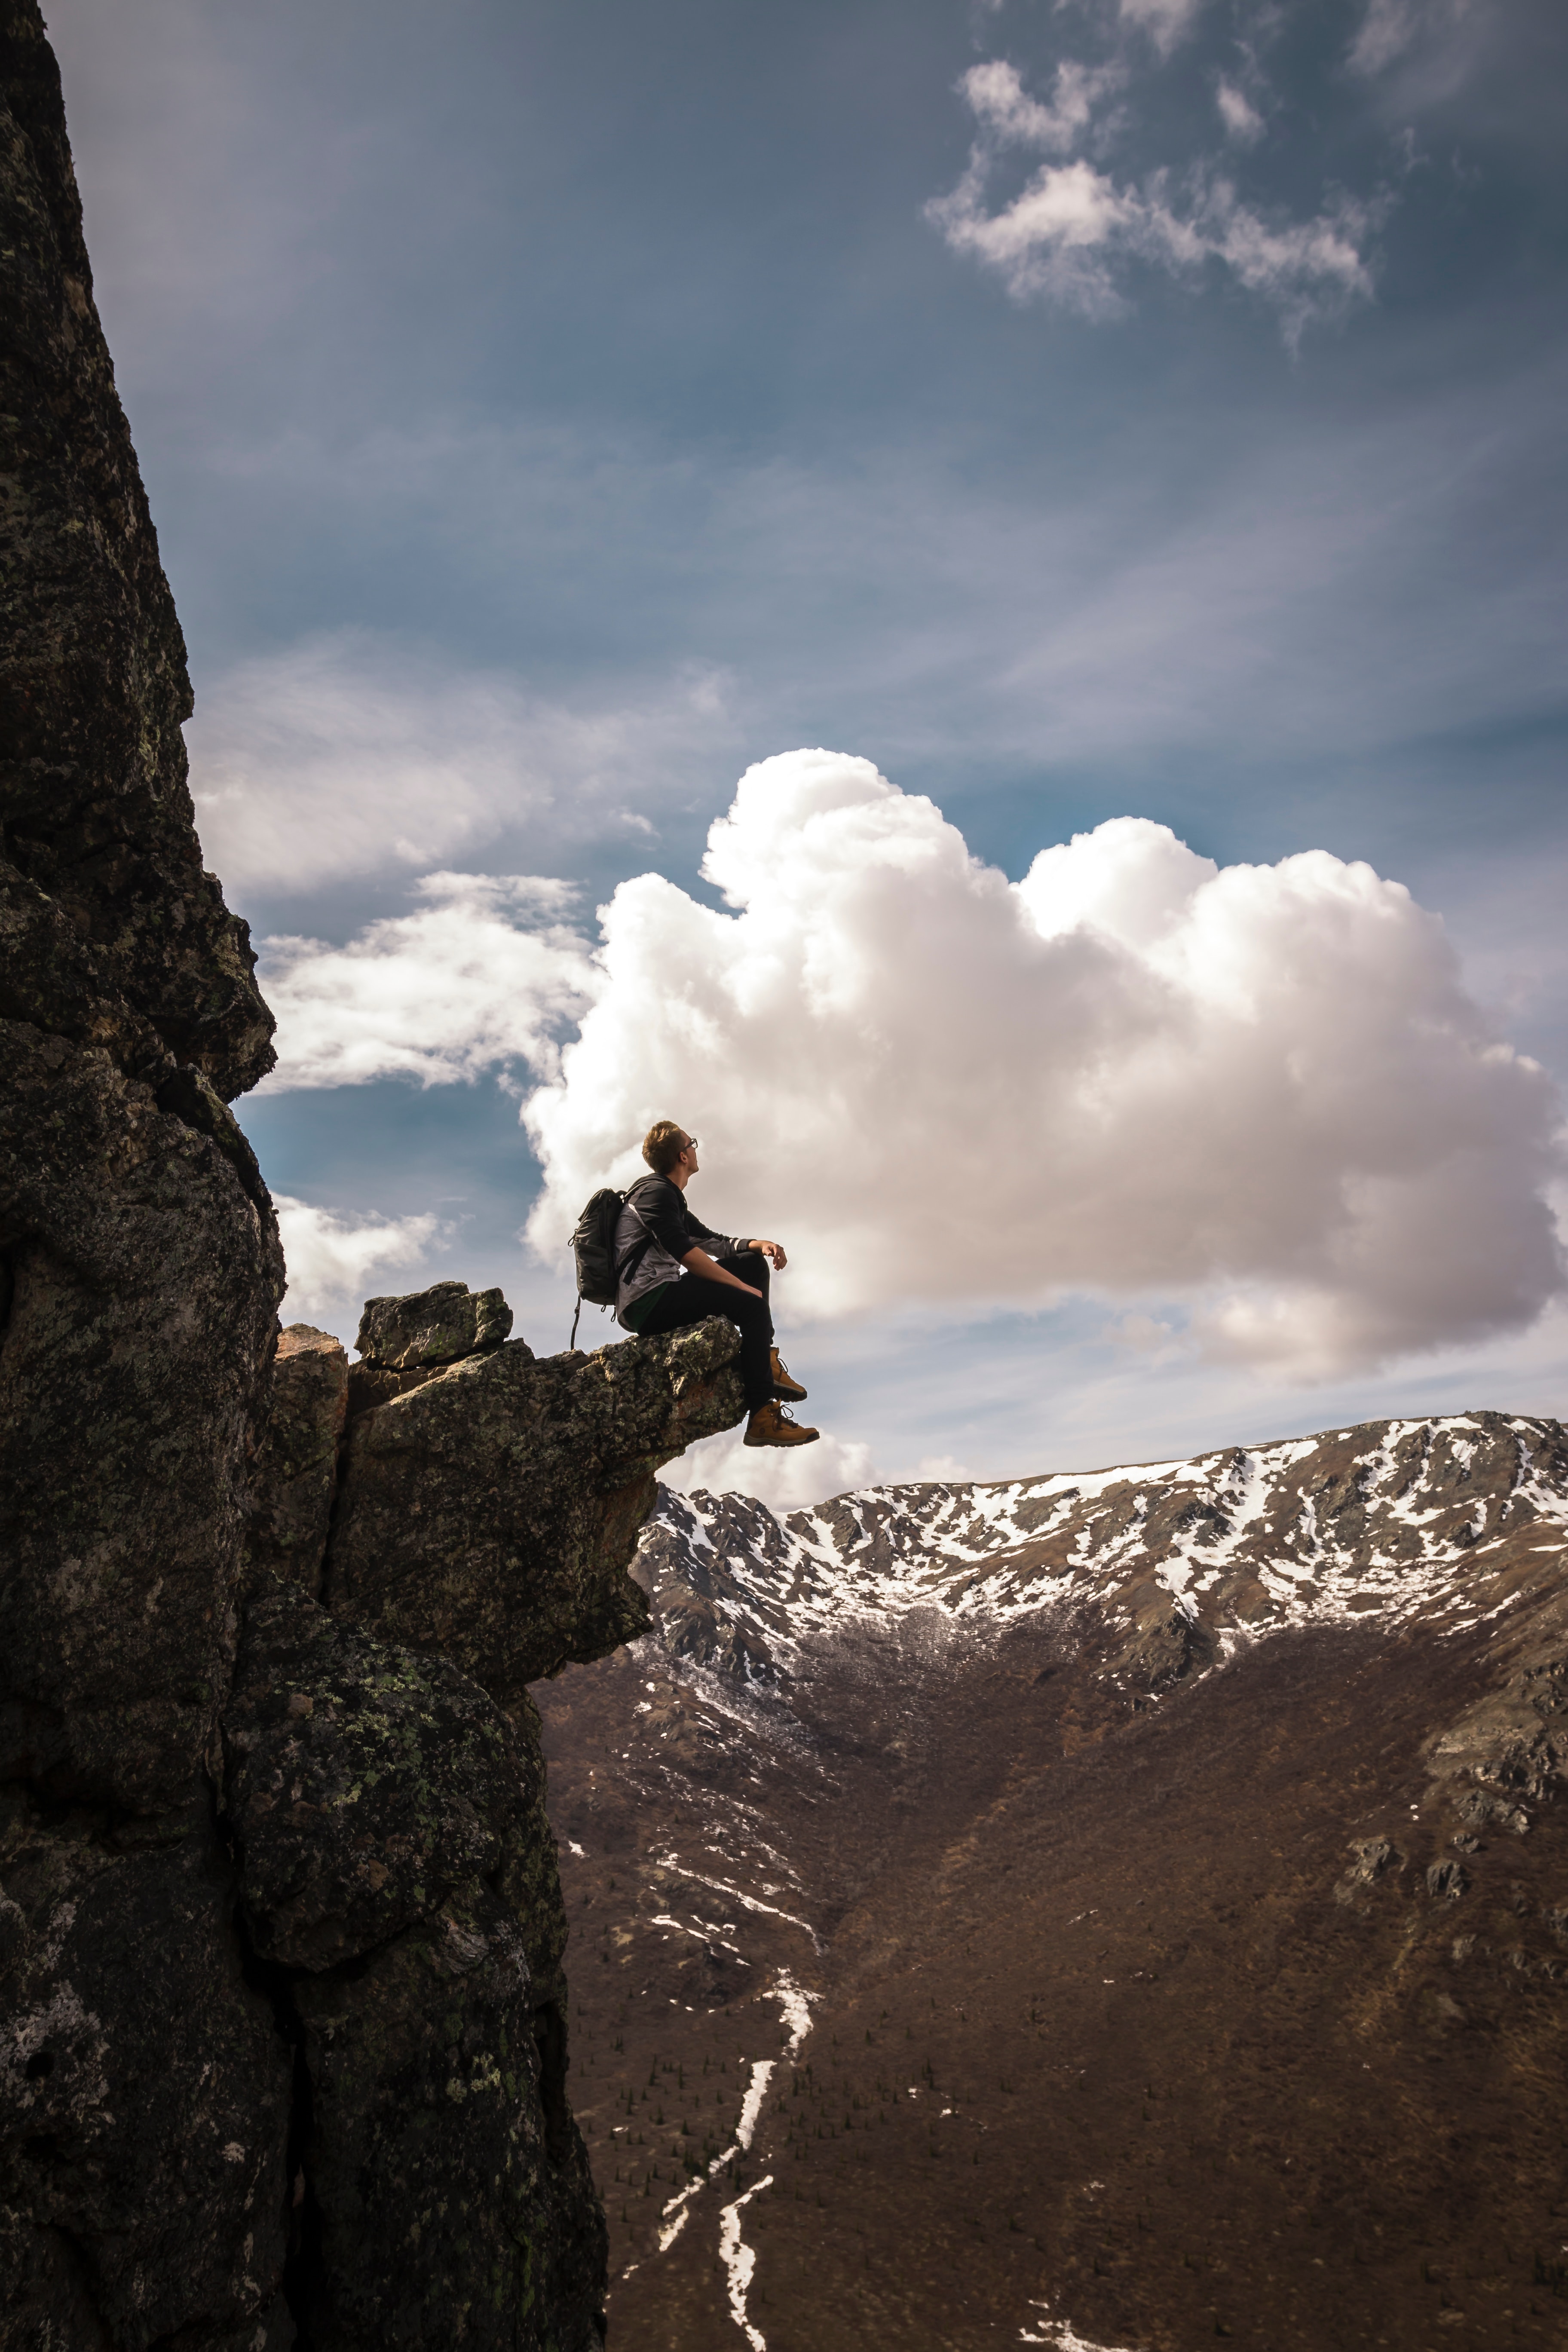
left=769, top=1347, right=808, bottom=1402
left=743, top=1401, right=820, bottom=1448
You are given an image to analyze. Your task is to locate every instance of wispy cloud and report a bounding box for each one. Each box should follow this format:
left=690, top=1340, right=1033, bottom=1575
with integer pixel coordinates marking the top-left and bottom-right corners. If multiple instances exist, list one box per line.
left=274, top=1194, right=445, bottom=1322
left=1215, top=78, right=1266, bottom=144
left=1118, top=0, right=1208, bottom=59
left=929, top=151, right=1374, bottom=340
left=959, top=59, right=1124, bottom=152
left=927, top=49, right=1380, bottom=341
left=187, top=630, right=734, bottom=894
left=1348, top=0, right=1473, bottom=78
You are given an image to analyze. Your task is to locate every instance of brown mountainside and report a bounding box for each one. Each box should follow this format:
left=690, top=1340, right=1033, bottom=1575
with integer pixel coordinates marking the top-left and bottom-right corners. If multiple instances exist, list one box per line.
left=536, top=1412, right=1568, bottom=2352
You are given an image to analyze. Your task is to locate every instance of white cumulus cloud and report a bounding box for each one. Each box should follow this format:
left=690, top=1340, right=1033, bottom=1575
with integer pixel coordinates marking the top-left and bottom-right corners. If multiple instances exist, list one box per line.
left=516, top=750, right=1563, bottom=1381
left=257, top=873, right=597, bottom=1092
left=275, top=1195, right=444, bottom=1324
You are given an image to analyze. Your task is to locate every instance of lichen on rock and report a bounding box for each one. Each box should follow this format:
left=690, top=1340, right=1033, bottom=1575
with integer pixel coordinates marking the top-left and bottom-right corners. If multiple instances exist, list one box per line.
left=224, top=1579, right=529, bottom=1973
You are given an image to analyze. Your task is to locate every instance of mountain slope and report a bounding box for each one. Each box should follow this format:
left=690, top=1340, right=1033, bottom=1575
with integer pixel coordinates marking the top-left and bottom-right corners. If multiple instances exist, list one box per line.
left=535, top=1412, right=1568, bottom=2352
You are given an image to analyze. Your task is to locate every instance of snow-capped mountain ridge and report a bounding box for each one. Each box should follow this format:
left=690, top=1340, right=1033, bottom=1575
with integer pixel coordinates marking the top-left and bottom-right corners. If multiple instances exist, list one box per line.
left=640, top=1412, right=1568, bottom=1688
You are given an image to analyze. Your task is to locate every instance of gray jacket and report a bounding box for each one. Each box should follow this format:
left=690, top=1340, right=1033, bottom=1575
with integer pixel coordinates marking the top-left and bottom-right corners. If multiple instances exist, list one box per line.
left=614, top=1175, right=740, bottom=1327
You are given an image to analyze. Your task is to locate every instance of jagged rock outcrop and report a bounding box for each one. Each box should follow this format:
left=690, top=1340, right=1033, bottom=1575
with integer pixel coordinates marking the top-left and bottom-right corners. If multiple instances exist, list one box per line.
left=0, top=9, right=749, bottom=2341
left=0, top=6, right=273, bottom=1097
left=344, top=1276, right=516, bottom=1418
left=339, top=1274, right=514, bottom=1420
left=327, top=1319, right=747, bottom=1696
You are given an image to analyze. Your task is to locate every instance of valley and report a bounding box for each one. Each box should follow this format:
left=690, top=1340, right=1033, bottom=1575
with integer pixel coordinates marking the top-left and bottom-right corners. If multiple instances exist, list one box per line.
left=537, top=1413, right=1568, bottom=2352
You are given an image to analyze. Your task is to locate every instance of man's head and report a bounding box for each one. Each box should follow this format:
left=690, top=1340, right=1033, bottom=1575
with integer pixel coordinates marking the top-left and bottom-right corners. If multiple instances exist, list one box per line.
left=642, top=1119, right=698, bottom=1178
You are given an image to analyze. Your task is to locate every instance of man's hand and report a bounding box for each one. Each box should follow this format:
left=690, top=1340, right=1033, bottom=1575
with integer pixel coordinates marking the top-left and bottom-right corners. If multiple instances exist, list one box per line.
left=749, top=1239, right=787, bottom=1270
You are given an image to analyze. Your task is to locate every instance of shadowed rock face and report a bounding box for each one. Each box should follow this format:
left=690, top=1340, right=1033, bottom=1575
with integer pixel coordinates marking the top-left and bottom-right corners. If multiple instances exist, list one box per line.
left=222, top=1583, right=607, bottom=2350
left=1, top=14, right=296, bottom=2335
left=225, top=1581, right=529, bottom=1975
left=0, top=10, right=747, bottom=2340
left=242, top=1326, right=349, bottom=1599
left=0, top=4, right=274, bottom=1098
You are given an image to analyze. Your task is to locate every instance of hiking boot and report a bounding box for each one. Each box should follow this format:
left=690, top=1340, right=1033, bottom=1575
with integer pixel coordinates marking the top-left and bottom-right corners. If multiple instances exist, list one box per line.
left=744, top=1401, right=820, bottom=1448
left=769, top=1348, right=808, bottom=1402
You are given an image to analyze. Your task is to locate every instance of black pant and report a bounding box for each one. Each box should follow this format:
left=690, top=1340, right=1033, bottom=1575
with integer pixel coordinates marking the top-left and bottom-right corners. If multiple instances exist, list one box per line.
left=634, top=1251, right=775, bottom=1411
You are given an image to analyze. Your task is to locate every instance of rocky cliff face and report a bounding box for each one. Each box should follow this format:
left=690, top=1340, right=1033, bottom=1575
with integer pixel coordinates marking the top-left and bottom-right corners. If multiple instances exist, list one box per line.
left=535, top=1413, right=1568, bottom=2351
left=0, top=12, right=747, bottom=2340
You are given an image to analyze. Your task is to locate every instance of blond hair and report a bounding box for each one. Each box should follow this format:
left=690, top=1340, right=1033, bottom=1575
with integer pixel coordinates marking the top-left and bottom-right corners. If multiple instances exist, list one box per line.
left=641, top=1119, right=688, bottom=1177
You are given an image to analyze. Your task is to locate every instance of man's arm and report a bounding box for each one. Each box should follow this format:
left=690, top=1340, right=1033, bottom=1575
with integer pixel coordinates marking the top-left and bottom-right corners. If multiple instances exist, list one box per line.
left=683, top=1202, right=788, bottom=1271
left=681, top=1246, right=763, bottom=1298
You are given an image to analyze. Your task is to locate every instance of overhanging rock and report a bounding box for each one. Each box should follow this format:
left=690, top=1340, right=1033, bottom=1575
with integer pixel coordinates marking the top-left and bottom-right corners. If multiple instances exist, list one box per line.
left=324, top=1316, right=748, bottom=1699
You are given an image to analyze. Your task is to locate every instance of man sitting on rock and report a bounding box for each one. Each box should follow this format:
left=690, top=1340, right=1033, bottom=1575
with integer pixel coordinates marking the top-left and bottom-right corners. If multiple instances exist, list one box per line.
left=615, top=1120, right=818, bottom=1449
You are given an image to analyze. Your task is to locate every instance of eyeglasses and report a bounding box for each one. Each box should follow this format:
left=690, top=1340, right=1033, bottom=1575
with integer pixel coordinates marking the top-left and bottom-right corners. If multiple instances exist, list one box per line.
left=683, top=1136, right=698, bottom=1152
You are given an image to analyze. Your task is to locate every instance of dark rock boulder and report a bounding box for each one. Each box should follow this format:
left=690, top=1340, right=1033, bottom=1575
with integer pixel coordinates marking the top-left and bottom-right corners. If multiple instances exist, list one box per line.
left=1425, top=1856, right=1470, bottom=1901
left=355, top=1276, right=513, bottom=1369
left=1333, top=1834, right=1404, bottom=1905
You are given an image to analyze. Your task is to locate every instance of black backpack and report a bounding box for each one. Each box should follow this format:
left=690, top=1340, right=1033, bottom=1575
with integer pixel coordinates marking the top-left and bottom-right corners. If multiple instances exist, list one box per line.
left=568, top=1188, right=655, bottom=1349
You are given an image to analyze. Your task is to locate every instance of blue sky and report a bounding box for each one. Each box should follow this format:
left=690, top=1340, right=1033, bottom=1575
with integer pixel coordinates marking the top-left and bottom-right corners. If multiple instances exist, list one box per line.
left=48, top=0, right=1568, bottom=1500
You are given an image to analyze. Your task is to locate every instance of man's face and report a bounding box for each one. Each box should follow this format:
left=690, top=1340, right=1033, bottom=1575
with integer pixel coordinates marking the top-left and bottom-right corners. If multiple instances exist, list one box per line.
left=680, top=1133, right=700, bottom=1176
